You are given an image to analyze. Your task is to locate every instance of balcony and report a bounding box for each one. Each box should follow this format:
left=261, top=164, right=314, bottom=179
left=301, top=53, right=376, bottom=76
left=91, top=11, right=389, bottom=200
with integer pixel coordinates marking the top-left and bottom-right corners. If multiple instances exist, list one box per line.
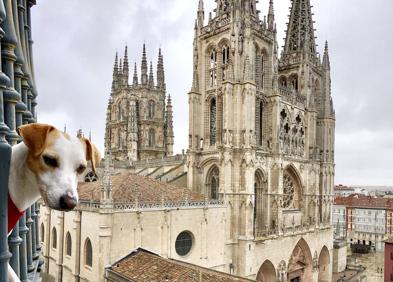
left=0, top=0, right=40, bottom=281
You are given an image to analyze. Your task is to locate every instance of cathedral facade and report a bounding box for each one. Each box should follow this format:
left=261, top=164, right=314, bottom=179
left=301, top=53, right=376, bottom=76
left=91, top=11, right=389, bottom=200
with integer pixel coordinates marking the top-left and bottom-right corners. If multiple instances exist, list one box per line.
left=104, top=45, right=174, bottom=162
left=42, top=1, right=337, bottom=281
left=187, top=0, right=335, bottom=280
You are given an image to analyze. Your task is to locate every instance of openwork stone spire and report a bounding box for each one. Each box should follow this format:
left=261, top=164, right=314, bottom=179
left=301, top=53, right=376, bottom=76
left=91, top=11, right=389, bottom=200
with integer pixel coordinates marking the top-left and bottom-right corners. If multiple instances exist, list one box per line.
left=157, top=48, right=165, bottom=90
left=148, top=61, right=154, bottom=89
left=133, top=62, right=138, bottom=86
left=141, top=43, right=148, bottom=85
left=283, top=0, right=317, bottom=56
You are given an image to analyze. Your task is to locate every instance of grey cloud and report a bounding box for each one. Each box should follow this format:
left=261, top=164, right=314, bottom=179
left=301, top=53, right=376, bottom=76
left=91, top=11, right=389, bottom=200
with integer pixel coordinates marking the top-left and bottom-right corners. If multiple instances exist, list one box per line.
left=32, top=0, right=393, bottom=185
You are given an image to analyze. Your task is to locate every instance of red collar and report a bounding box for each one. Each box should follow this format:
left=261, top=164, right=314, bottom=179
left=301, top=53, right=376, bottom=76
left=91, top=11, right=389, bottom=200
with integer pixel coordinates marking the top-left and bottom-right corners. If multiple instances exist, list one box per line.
left=8, top=194, right=25, bottom=233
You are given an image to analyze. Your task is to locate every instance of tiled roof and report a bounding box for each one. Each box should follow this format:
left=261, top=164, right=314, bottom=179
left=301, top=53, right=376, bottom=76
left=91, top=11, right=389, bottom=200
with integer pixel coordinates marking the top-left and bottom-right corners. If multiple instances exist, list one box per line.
left=335, top=194, right=393, bottom=210
left=78, top=172, right=204, bottom=203
left=107, top=248, right=255, bottom=282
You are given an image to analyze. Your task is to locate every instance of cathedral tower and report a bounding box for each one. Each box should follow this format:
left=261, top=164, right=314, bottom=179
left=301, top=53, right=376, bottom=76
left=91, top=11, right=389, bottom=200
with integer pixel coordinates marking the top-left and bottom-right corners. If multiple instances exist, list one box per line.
left=187, top=0, right=335, bottom=279
left=105, top=45, right=174, bottom=162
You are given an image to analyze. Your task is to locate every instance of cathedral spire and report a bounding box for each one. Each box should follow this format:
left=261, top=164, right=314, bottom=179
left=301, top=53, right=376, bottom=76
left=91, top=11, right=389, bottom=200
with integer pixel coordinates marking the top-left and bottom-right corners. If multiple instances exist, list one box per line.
left=112, top=52, right=119, bottom=91
left=322, top=41, right=330, bottom=70
left=123, top=45, right=129, bottom=85
left=141, top=43, right=148, bottom=85
left=197, top=0, right=204, bottom=28
left=283, top=0, right=317, bottom=57
left=133, top=62, right=138, bottom=86
left=267, top=0, right=275, bottom=31
left=165, top=94, right=174, bottom=156
left=148, top=61, right=154, bottom=89
left=157, top=48, right=165, bottom=90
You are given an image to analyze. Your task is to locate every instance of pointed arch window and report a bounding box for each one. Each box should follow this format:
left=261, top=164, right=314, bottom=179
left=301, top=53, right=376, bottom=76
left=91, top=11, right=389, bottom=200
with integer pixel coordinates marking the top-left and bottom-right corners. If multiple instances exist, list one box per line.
left=84, top=238, right=93, bottom=267
left=209, top=50, right=217, bottom=87
left=148, top=128, right=156, bottom=147
left=207, top=166, right=219, bottom=200
left=210, top=98, right=217, bottom=146
left=254, top=170, right=267, bottom=236
left=40, top=223, right=45, bottom=243
left=222, top=46, right=230, bottom=81
left=255, top=100, right=264, bottom=147
left=66, top=232, right=72, bottom=256
left=148, top=100, right=155, bottom=118
left=51, top=227, right=57, bottom=249
left=261, top=54, right=265, bottom=89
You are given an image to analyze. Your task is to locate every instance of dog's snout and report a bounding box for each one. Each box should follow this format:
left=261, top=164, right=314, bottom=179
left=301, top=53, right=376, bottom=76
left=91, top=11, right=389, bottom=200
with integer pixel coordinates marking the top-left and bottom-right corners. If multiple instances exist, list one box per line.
left=59, top=192, right=77, bottom=211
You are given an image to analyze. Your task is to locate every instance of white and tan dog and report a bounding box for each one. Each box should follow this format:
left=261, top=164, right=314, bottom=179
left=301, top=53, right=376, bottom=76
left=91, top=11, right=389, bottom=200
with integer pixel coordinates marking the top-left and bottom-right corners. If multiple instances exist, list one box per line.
left=7, top=123, right=100, bottom=282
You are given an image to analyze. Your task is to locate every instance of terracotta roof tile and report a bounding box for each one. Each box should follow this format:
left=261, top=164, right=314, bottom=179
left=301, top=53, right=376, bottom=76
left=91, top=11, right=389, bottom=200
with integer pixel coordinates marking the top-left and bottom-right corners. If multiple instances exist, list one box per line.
left=107, top=248, right=254, bottom=282
left=78, top=172, right=204, bottom=203
left=335, top=194, right=393, bottom=210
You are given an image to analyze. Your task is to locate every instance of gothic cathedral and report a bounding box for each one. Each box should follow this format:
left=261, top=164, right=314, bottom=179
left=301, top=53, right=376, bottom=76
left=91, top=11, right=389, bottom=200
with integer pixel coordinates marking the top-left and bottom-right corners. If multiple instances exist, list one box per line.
left=187, top=0, right=335, bottom=280
left=105, top=45, right=174, bottom=162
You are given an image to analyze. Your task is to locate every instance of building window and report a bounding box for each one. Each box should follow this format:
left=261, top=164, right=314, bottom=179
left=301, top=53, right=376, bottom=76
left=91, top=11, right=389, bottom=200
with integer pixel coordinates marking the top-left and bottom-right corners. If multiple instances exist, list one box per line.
left=148, top=100, right=155, bottom=118
left=148, top=128, right=156, bottom=147
left=66, top=232, right=72, bottom=256
left=84, top=171, right=98, bottom=182
left=52, top=227, right=57, bottom=249
left=209, top=50, right=217, bottom=87
left=84, top=238, right=93, bottom=267
left=210, top=98, right=217, bottom=146
left=222, top=46, right=230, bottom=81
left=206, top=165, right=219, bottom=200
left=255, top=101, right=263, bottom=147
left=40, top=223, right=45, bottom=243
left=175, top=231, right=193, bottom=256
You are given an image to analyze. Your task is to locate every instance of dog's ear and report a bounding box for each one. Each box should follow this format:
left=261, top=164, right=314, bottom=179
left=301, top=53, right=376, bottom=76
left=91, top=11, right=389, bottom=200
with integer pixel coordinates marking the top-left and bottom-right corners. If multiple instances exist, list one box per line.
left=18, top=124, right=56, bottom=156
left=82, top=138, right=101, bottom=172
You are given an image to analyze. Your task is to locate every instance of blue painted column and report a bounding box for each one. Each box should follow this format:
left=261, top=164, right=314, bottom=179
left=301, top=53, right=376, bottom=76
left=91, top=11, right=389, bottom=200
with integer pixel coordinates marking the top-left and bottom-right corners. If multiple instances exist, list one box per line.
left=2, top=0, right=21, bottom=276
left=35, top=202, right=41, bottom=253
left=25, top=207, right=34, bottom=272
left=18, top=215, right=28, bottom=281
left=31, top=203, right=38, bottom=260
left=0, top=0, right=12, bottom=280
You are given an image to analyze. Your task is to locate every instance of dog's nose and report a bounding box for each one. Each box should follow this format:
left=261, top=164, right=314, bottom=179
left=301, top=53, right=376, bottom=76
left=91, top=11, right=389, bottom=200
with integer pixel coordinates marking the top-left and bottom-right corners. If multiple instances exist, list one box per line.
left=59, top=192, right=77, bottom=211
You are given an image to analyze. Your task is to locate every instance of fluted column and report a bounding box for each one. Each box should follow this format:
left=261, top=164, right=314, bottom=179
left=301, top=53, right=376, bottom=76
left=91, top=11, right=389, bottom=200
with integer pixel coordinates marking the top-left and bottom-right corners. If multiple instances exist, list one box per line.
left=0, top=0, right=12, bottom=280
left=18, top=215, right=28, bottom=282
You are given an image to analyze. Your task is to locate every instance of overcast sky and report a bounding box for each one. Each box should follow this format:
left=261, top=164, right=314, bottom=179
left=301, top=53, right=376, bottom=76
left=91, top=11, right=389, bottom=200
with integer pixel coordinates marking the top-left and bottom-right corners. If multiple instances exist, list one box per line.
left=31, top=0, right=393, bottom=186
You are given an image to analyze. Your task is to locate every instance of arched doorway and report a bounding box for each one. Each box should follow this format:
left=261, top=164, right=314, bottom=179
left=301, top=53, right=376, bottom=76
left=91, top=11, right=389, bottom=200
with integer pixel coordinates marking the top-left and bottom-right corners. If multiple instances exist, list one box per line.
left=287, top=238, right=313, bottom=282
left=256, top=260, right=277, bottom=282
left=318, top=246, right=330, bottom=282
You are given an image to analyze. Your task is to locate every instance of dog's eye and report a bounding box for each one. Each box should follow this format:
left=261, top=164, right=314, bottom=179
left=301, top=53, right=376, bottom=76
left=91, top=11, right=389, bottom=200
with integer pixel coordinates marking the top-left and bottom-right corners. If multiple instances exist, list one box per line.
left=43, top=155, right=58, bottom=168
left=77, top=165, right=86, bottom=174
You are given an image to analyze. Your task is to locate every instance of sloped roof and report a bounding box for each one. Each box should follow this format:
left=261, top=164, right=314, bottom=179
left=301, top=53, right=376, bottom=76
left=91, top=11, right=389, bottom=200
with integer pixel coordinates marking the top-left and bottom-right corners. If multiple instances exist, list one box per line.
left=335, top=194, right=393, bottom=210
left=106, top=248, right=255, bottom=282
left=78, top=171, right=204, bottom=203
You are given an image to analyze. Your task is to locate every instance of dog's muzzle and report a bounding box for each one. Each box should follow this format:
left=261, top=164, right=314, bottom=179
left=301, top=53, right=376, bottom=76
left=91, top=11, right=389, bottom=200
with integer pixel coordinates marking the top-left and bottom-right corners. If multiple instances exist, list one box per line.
left=59, top=191, right=78, bottom=211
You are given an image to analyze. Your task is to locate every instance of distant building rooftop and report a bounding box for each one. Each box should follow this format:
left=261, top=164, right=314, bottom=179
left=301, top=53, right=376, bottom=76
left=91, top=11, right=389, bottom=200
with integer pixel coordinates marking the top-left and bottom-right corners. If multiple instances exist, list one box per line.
left=335, top=194, right=393, bottom=210
left=334, top=185, right=355, bottom=191
left=78, top=172, right=204, bottom=203
left=105, top=248, right=255, bottom=282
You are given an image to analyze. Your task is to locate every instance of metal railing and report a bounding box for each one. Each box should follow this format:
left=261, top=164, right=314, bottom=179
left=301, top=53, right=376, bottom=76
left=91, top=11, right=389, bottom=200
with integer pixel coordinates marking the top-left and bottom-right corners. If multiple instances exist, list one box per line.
left=0, top=0, right=39, bottom=281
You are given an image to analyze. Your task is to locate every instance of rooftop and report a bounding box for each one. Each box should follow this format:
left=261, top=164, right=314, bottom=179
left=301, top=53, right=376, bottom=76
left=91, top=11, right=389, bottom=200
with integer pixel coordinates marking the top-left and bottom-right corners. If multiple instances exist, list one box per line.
left=335, top=194, right=393, bottom=210
left=106, top=248, right=255, bottom=282
left=78, top=172, right=204, bottom=203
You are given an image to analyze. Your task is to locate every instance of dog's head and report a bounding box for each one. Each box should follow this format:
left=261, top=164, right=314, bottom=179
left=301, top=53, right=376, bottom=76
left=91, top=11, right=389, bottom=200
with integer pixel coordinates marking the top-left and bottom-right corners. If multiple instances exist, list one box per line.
left=18, top=123, right=101, bottom=211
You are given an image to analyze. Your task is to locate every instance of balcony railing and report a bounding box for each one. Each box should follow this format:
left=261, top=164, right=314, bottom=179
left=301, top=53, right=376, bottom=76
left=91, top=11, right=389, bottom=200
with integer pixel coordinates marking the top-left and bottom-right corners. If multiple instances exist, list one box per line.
left=0, top=0, right=39, bottom=281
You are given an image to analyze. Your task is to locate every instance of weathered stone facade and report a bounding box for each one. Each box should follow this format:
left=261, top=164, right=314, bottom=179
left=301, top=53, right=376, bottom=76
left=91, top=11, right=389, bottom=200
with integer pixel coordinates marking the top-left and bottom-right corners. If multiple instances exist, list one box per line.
left=105, top=45, right=174, bottom=162
left=186, top=0, right=335, bottom=280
